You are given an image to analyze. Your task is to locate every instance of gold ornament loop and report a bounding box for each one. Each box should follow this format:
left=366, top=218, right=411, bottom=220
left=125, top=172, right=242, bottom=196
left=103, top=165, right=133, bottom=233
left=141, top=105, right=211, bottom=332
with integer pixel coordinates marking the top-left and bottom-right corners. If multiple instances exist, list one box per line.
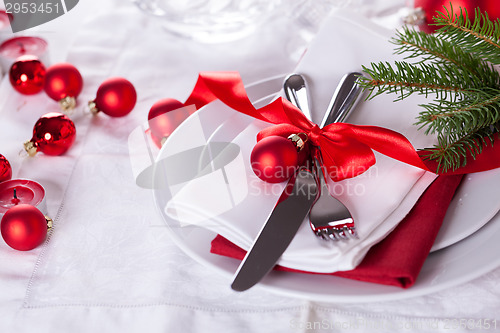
left=23, top=140, right=38, bottom=157
left=288, top=133, right=308, bottom=152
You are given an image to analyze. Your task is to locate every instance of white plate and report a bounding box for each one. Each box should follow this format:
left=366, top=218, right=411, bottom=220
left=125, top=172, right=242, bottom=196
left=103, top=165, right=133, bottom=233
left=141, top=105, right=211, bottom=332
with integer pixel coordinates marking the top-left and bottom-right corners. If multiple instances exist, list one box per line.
left=152, top=75, right=500, bottom=302
left=432, top=169, right=500, bottom=251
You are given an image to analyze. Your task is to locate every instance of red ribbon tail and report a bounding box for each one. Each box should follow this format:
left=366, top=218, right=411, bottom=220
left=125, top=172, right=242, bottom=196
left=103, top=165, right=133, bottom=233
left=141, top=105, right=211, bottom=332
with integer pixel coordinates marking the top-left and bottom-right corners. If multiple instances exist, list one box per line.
left=346, top=125, right=431, bottom=172
left=184, top=72, right=271, bottom=122
left=184, top=73, right=218, bottom=109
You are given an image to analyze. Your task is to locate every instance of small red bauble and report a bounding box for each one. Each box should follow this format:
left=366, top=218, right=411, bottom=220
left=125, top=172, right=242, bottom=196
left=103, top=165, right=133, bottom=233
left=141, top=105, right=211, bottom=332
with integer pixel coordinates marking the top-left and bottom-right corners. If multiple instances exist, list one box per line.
left=1, top=204, right=50, bottom=251
left=148, top=98, right=188, bottom=147
left=44, top=63, right=83, bottom=111
left=250, top=136, right=299, bottom=183
left=0, top=154, right=12, bottom=183
left=9, top=55, right=46, bottom=95
left=24, top=112, right=76, bottom=157
left=415, top=0, right=500, bottom=33
left=89, top=77, right=137, bottom=117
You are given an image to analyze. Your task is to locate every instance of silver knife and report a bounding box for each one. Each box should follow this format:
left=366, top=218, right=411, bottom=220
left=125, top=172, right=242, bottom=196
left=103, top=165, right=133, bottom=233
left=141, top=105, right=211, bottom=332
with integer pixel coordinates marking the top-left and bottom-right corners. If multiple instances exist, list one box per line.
left=231, top=167, right=318, bottom=291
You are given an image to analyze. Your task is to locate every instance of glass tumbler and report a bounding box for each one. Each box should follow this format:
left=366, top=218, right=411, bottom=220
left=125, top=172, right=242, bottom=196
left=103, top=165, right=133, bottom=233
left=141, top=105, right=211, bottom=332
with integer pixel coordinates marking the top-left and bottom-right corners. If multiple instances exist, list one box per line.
left=133, top=0, right=283, bottom=43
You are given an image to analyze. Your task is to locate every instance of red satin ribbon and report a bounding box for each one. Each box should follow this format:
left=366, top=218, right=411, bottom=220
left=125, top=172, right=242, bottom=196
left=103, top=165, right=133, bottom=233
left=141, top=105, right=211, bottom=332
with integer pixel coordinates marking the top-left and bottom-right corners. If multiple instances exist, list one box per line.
left=184, top=72, right=500, bottom=180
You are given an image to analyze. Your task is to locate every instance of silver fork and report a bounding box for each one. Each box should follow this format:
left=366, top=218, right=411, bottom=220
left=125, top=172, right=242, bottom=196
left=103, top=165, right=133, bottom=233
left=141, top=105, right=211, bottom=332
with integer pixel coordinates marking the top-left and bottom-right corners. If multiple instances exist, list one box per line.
left=284, top=72, right=363, bottom=241
left=311, top=153, right=356, bottom=240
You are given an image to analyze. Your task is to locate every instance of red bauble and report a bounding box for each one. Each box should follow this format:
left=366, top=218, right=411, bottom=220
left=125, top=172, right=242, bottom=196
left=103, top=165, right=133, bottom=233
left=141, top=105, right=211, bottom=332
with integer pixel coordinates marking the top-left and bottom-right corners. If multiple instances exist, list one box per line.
left=1, top=204, right=48, bottom=251
left=415, top=0, right=500, bottom=33
left=148, top=98, right=188, bottom=147
left=250, top=136, right=299, bottom=183
left=44, top=63, right=83, bottom=111
left=9, top=55, right=46, bottom=95
left=24, top=112, right=76, bottom=156
left=89, top=77, right=137, bottom=117
left=0, top=154, right=12, bottom=183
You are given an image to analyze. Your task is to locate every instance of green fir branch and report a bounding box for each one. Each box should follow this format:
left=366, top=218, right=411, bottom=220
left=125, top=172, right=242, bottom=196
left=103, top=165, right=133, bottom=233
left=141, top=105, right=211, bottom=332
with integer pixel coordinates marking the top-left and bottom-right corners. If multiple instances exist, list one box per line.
left=434, top=6, right=500, bottom=64
left=391, top=26, right=500, bottom=88
left=416, top=88, right=500, bottom=136
left=420, top=123, right=499, bottom=172
left=360, top=4, right=500, bottom=172
left=360, top=61, right=479, bottom=101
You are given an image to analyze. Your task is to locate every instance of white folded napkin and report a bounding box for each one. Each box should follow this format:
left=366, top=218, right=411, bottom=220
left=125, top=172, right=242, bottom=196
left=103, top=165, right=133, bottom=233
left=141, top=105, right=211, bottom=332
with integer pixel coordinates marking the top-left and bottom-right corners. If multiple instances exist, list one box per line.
left=161, top=9, right=438, bottom=273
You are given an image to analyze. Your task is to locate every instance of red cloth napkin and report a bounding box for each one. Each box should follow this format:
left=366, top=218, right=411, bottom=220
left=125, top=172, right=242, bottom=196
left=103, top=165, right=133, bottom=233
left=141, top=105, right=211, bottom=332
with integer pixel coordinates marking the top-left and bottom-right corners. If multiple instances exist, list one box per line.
left=210, top=174, right=464, bottom=288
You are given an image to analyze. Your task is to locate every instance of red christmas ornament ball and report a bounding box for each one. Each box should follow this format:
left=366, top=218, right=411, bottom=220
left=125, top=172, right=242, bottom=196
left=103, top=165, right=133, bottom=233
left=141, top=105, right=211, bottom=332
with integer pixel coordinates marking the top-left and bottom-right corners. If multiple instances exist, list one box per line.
left=415, top=0, right=500, bottom=33
left=24, top=112, right=77, bottom=156
left=89, top=77, right=137, bottom=117
left=0, top=154, right=12, bottom=183
left=1, top=204, right=48, bottom=251
left=250, top=136, right=299, bottom=183
left=44, top=63, right=83, bottom=107
left=9, top=55, right=46, bottom=95
left=148, top=98, right=188, bottom=147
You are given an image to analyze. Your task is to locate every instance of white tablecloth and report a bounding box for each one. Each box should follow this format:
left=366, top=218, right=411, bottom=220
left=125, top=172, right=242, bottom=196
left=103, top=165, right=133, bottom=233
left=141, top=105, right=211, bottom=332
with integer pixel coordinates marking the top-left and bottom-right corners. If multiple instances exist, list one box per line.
left=0, top=1, right=499, bottom=332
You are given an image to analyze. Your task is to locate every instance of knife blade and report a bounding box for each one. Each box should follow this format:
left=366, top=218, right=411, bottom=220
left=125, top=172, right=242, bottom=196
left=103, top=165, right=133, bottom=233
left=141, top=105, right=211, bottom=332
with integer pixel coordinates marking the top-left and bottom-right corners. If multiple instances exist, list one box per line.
left=231, top=167, right=318, bottom=291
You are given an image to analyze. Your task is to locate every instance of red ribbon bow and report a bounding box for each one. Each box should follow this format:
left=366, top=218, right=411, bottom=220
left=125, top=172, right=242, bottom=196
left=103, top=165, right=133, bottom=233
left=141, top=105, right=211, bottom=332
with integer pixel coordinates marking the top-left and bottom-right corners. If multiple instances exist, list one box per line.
left=183, top=72, right=500, bottom=180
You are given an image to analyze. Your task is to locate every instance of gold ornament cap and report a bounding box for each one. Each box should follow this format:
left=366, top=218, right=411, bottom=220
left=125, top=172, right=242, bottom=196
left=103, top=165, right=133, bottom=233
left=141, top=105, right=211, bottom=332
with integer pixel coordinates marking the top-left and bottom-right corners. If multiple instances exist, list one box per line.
left=45, top=216, right=53, bottom=231
left=88, top=100, right=100, bottom=115
left=288, top=133, right=308, bottom=152
left=23, top=140, right=38, bottom=157
left=59, top=96, right=77, bottom=112
left=403, top=7, right=426, bottom=25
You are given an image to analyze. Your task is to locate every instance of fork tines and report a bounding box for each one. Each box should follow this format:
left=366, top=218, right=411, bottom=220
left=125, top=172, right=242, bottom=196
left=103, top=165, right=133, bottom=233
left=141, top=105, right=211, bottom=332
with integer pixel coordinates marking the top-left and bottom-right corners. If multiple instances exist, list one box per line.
left=311, top=219, right=358, bottom=241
